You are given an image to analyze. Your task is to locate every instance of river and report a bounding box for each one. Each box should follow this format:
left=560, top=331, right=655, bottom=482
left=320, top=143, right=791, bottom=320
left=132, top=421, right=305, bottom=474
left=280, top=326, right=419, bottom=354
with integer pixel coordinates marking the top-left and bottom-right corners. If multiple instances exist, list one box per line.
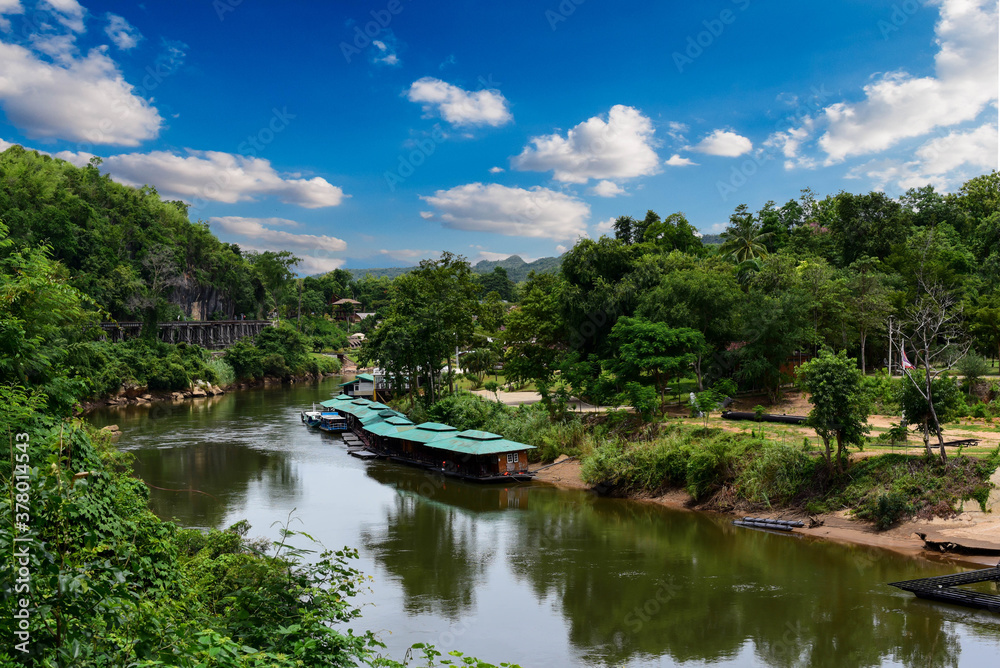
left=86, top=378, right=1000, bottom=667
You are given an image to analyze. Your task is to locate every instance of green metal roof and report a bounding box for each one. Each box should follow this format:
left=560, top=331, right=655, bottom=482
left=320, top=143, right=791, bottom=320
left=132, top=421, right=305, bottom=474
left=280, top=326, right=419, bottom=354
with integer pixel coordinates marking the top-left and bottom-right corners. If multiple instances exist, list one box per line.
left=359, top=412, right=388, bottom=426
left=337, top=373, right=375, bottom=386
left=364, top=421, right=417, bottom=437
left=424, top=430, right=535, bottom=456
left=390, top=422, right=460, bottom=444
left=333, top=394, right=353, bottom=400
left=384, top=416, right=414, bottom=425
left=332, top=402, right=368, bottom=416
left=319, top=399, right=340, bottom=408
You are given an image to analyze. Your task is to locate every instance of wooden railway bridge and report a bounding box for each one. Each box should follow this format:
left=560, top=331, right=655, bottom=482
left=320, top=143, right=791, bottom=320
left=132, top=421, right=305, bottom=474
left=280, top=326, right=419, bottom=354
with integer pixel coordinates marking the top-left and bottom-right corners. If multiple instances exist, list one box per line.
left=99, top=320, right=274, bottom=350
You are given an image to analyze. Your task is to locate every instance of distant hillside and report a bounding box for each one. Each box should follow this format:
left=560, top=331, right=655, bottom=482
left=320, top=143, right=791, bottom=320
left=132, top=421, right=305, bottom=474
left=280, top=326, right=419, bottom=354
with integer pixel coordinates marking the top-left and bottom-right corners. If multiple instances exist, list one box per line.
left=700, top=234, right=724, bottom=245
left=348, top=254, right=563, bottom=283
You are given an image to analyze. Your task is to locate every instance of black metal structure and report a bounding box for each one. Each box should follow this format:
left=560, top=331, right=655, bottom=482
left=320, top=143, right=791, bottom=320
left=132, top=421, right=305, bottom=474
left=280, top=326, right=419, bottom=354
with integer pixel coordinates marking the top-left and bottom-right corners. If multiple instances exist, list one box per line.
left=889, top=566, right=1000, bottom=612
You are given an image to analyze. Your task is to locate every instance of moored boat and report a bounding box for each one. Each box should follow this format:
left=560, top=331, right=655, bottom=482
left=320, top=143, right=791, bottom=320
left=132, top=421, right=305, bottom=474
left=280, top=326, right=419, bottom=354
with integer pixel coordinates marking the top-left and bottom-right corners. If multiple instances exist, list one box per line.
left=317, top=411, right=349, bottom=432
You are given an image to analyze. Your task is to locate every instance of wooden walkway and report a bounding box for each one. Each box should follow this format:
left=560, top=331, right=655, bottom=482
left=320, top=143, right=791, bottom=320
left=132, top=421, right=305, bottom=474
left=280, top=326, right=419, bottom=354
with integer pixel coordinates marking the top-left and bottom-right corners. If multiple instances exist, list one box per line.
left=890, top=565, right=1000, bottom=612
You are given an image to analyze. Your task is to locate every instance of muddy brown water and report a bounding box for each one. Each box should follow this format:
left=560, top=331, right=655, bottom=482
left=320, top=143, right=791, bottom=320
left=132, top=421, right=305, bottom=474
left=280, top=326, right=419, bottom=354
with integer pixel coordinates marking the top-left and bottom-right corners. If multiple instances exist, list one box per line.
left=87, top=378, right=1000, bottom=667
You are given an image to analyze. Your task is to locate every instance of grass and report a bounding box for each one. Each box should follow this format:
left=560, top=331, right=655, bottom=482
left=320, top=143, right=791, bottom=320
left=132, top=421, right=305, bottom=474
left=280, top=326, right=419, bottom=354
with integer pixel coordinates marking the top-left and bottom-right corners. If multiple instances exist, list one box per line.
left=580, top=421, right=999, bottom=528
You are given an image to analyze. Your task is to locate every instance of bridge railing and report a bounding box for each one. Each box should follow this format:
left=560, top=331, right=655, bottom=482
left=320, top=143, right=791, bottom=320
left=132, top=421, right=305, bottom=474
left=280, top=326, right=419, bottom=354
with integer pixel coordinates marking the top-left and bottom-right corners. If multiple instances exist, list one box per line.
left=98, top=320, right=275, bottom=349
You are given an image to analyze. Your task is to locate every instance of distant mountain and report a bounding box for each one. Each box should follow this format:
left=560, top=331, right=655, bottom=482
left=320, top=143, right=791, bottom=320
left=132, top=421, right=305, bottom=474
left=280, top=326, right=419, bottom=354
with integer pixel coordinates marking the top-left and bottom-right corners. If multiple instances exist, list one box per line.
left=347, top=254, right=564, bottom=283
left=700, top=234, right=724, bottom=245
left=470, top=254, right=563, bottom=282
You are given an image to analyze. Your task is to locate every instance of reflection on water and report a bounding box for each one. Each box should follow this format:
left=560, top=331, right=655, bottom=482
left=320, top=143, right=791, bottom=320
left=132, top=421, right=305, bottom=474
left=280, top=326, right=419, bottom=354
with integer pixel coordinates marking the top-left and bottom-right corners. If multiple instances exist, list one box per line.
left=87, top=380, right=1000, bottom=667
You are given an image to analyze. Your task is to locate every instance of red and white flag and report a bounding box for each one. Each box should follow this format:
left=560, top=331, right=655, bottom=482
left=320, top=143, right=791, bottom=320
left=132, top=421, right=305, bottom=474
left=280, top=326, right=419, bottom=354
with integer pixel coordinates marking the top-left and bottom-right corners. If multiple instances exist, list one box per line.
left=901, top=350, right=915, bottom=370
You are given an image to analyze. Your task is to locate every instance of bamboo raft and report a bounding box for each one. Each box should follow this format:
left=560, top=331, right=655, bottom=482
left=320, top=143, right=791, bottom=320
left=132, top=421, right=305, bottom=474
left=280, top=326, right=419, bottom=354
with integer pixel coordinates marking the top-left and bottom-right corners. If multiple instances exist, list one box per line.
left=889, top=565, right=1000, bottom=612
left=732, top=517, right=805, bottom=531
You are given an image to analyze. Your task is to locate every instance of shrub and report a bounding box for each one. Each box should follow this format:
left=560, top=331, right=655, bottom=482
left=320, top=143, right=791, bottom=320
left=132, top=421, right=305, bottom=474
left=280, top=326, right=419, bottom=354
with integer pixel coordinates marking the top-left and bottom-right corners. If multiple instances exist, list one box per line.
left=147, top=360, right=190, bottom=391
left=225, top=338, right=265, bottom=379
left=207, top=357, right=236, bottom=387
left=866, top=492, right=911, bottom=530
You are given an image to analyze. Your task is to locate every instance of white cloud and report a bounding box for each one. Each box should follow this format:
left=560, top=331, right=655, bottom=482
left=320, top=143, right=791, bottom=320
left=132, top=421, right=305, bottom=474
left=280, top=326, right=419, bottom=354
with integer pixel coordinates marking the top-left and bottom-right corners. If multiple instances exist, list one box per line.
left=689, top=129, right=753, bottom=157
left=379, top=248, right=440, bottom=262
left=801, top=0, right=998, bottom=164
left=420, top=182, right=590, bottom=241
left=555, top=244, right=568, bottom=254
left=665, top=153, right=697, bottom=167
left=418, top=210, right=434, bottom=219
left=667, top=121, right=688, bottom=141
left=0, top=40, right=162, bottom=145
left=0, top=1, right=24, bottom=31
left=513, top=105, right=660, bottom=183
left=764, top=120, right=818, bottom=169
left=296, top=255, right=345, bottom=274
left=105, top=13, right=141, bottom=50
left=590, top=180, right=626, bottom=197
left=472, top=251, right=518, bottom=263
left=102, top=149, right=347, bottom=208
left=43, top=0, right=85, bottom=33
left=0, top=141, right=348, bottom=209
left=848, top=122, right=998, bottom=193
left=238, top=244, right=345, bottom=275
left=210, top=217, right=347, bottom=253
left=594, top=217, right=616, bottom=235
left=489, top=166, right=504, bottom=173
left=406, top=77, right=512, bottom=127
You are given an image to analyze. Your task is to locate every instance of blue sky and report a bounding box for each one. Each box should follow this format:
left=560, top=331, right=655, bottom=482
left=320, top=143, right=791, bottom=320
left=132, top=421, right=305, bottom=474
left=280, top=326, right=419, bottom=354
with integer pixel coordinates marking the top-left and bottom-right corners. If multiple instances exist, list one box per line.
left=0, top=0, right=996, bottom=274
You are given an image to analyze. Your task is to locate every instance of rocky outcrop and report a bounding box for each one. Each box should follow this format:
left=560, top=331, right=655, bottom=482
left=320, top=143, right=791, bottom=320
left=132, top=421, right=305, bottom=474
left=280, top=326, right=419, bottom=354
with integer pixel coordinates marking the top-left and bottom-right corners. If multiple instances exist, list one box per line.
left=169, top=275, right=235, bottom=321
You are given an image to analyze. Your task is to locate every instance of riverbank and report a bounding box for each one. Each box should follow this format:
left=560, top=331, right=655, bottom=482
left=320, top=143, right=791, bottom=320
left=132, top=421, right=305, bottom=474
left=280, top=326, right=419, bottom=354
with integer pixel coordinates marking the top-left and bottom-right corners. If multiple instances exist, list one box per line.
left=531, top=456, right=1000, bottom=567
left=76, top=370, right=342, bottom=415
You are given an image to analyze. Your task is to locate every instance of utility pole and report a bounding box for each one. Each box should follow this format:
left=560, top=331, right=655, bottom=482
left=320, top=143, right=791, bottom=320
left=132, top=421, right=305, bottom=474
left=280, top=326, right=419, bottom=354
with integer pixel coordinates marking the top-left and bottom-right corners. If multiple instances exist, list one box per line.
left=887, top=316, right=893, bottom=376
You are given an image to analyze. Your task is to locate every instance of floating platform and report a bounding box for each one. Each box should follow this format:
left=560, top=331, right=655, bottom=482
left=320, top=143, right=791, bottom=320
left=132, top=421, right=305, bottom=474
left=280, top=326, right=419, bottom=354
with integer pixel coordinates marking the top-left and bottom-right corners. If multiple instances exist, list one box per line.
left=890, top=565, right=1000, bottom=612
left=349, top=450, right=380, bottom=460
left=732, top=517, right=805, bottom=532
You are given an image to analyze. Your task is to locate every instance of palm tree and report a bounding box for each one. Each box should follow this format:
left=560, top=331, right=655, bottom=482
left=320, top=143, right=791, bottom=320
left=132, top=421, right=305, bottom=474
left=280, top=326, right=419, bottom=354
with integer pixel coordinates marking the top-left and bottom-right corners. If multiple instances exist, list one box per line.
left=719, top=205, right=773, bottom=263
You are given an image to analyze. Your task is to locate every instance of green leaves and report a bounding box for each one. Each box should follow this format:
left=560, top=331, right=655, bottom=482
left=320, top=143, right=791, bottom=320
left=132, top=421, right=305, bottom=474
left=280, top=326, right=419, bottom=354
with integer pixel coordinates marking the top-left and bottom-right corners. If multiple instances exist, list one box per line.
left=797, top=349, right=871, bottom=472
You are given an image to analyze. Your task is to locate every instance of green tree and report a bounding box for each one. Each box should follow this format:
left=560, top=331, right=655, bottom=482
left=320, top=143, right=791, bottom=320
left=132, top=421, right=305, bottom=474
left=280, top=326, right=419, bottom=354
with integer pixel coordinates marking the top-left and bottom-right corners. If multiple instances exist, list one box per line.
left=796, top=349, right=871, bottom=473
left=736, top=290, right=808, bottom=403
left=638, top=262, right=741, bottom=389
left=361, top=252, right=479, bottom=403
left=831, top=191, right=905, bottom=266
left=503, top=272, right=565, bottom=387
left=845, top=257, right=894, bottom=374
left=477, top=265, right=515, bottom=301
left=956, top=353, right=989, bottom=396
left=248, top=250, right=300, bottom=316
left=901, top=283, right=971, bottom=463
left=608, top=317, right=705, bottom=412
left=719, top=204, right=772, bottom=262
left=899, top=374, right=963, bottom=456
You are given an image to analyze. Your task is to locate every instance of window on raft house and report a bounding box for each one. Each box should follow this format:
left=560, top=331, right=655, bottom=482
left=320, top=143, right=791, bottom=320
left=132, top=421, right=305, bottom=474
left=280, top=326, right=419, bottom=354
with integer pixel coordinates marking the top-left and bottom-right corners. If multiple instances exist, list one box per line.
left=506, top=453, right=518, bottom=463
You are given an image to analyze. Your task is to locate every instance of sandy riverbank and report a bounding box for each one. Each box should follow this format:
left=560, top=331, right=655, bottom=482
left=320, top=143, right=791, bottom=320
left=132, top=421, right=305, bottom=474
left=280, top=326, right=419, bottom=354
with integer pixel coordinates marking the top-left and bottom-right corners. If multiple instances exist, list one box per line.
left=530, top=457, right=1000, bottom=568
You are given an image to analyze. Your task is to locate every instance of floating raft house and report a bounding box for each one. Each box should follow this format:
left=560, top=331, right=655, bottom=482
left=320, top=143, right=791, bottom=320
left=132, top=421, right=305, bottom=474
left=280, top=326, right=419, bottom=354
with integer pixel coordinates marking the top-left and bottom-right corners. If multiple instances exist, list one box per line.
left=890, top=566, right=1000, bottom=612
left=322, top=394, right=535, bottom=482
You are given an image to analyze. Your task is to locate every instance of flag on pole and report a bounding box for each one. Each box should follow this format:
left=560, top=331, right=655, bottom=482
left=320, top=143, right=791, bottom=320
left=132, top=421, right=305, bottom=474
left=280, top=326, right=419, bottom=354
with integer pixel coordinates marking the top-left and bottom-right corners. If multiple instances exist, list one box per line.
left=901, top=350, right=915, bottom=370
